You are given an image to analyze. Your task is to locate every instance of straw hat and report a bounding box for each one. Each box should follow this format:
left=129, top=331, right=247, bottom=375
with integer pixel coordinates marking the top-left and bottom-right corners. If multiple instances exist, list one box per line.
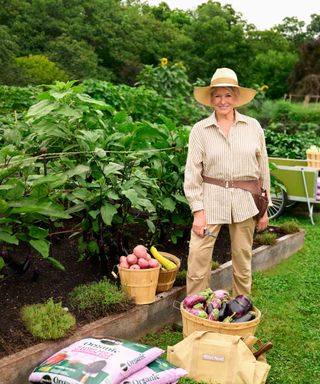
left=194, top=68, right=257, bottom=107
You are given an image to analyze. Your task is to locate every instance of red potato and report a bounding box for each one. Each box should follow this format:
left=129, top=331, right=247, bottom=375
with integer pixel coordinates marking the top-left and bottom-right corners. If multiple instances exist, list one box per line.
left=138, top=258, right=149, bottom=269
left=133, top=244, right=148, bottom=258
left=129, top=264, right=141, bottom=269
left=119, top=255, right=127, bottom=263
left=127, top=253, right=138, bottom=265
left=145, top=253, right=152, bottom=261
left=119, top=260, right=129, bottom=269
left=148, top=259, right=160, bottom=268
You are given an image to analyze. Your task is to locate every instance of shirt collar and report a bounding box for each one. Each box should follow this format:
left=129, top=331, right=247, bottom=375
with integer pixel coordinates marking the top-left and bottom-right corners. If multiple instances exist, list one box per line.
left=203, top=110, right=248, bottom=128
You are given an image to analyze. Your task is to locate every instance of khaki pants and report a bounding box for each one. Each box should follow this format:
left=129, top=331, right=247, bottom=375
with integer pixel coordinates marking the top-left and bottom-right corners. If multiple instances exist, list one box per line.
left=186, top=217, right=255, bottom=296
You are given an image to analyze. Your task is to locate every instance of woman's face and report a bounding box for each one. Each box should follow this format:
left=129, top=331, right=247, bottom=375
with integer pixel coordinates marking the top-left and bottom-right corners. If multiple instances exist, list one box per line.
left=211, top=87, right=238, bottom=116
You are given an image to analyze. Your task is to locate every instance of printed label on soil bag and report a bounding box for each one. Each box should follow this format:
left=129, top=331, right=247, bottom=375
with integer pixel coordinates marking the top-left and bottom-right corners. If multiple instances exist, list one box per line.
left=28, top=336, right=164, bottom=384
left=119, top=358, right=188, bottom=384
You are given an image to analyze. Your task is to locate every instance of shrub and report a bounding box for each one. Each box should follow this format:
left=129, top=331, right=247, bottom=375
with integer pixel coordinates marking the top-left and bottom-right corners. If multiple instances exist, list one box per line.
left=69, top=278, right=132, bottom=316
left=279, top=220, right=300, bottom=234
left=15, top=55, right=67, bottom=85
left=255, top=232, right=277, bottom=246
left=21, top=298, right=76, bottom=340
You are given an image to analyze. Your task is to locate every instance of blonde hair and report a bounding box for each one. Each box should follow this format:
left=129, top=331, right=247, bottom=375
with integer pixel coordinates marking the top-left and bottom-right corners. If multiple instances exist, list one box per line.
left=210, top=86, right=240, bottom=97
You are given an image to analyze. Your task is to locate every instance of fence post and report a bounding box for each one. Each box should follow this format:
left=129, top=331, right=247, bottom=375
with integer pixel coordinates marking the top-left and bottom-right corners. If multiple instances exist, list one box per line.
left=304, top=95, right=310, bottom=104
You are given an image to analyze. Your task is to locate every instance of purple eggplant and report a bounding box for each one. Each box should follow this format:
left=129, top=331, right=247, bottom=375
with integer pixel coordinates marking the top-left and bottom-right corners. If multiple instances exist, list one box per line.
left=208, top=308, right=220, bottom=321
left=232, top=311, right=256, bottom=323
left=213, top=289, right=230, bottom=301
left=228, top=295, right=253, bottom=319
left=183, top=293, right=206, bottom=309
left=188, top=307, right=208, bottom=319
left=218, top=301, right=231, bottom=321
left=207, top=298, right=221, bottom=309
left=206, top=302, right=214, bottom=315
left=235, top=295, right=253, bottom=313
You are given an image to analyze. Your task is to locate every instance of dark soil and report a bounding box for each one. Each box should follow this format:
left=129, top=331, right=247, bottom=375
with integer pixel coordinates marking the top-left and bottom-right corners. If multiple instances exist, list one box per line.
left=0, top=224, right=285, bottom=359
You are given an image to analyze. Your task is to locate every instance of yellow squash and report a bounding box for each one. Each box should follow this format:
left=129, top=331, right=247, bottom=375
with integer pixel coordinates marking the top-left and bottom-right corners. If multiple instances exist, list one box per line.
left=150, top=246, right=177, bottom=270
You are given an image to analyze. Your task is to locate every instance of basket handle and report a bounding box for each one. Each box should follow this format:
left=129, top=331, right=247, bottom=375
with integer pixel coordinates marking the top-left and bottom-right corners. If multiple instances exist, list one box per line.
left=111, top=264, right=119, bottom=279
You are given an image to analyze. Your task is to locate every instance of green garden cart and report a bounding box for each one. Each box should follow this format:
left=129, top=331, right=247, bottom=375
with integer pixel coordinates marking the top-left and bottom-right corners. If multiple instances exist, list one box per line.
left=268, top=157, right=320, bottom=224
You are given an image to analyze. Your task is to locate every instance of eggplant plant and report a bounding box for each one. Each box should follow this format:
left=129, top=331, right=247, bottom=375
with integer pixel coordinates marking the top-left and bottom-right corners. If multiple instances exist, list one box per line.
left=0, top=145, right=71, bottom=271
left=1, top=79, right=195, bottom=275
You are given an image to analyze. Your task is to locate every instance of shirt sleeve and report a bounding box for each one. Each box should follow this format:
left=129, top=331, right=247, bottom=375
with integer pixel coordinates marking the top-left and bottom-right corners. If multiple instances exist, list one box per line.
left=258, top=128, right=271, bottom=205
left=183, top=127, right=205, bottom=213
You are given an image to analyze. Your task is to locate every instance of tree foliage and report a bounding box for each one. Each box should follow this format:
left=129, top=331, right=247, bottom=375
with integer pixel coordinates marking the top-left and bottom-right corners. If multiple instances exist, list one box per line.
left=0, top=0, right=318, bottom=97
left=15, top=55, right=67, bottom=85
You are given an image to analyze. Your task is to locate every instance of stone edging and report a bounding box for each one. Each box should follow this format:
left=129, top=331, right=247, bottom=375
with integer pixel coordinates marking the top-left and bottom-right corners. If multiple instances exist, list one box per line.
left=0, top=230, right=304, bottom=384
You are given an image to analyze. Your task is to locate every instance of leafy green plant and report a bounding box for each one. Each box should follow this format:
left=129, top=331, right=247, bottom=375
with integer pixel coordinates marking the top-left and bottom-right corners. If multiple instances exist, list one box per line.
left=69, top=278, right=131, bottom=316
left=0, top=85, right=40, bottom=114
left=254, top=232, right=277, bottom=246
left=265, top=127, right=320, bottom=159
left=21, top=298, right=76, bottom=340
left=278, top=220, right=300, bottom=234
left=22, top=81, right=192, bottom=269
left=136, top=60, right=192, bottom=99
left=0, top=145, right=70, bottom=270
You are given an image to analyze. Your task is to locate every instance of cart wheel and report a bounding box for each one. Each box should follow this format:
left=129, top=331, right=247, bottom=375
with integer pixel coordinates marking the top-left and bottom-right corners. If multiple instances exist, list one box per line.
left=285, top=201, right=299, bottom=209
left=268, top=188, right=288, bottom=220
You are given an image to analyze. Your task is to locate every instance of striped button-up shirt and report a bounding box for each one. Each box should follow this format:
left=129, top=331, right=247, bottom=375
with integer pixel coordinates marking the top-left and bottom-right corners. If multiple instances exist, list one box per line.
left=183, top=110, right=270, bottom=224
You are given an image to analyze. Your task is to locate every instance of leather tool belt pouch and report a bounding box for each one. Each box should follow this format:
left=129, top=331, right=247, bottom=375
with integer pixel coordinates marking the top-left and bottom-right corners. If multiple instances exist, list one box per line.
left=202, top=175, right=268, bottom=219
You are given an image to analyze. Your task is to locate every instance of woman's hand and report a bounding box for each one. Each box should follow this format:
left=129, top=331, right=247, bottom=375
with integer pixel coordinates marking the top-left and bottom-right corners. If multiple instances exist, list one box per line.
left=192, top=210, right=207, bottom=237
left=256, top=211, right=268, bottom=232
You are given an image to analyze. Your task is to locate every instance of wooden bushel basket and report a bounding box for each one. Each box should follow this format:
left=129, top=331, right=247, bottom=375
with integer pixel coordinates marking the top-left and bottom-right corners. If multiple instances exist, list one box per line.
left=307, top=152, right=320, bottom=169
left=156, top=252, right=181, bottom=293
left=118, top=265, right=160, bottom=304
left=181, top=302, right=261, bottom=338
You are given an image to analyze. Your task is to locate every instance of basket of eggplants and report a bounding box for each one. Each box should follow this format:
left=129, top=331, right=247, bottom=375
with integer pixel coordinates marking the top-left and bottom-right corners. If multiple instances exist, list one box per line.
left=182, top=288, right=256, bottom=323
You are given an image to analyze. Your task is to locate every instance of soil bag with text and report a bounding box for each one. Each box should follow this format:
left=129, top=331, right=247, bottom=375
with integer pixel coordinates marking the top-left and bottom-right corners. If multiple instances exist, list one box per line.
left=28, top=336, right=163, bottom=384
left=119, top=357, right=188, bottom=384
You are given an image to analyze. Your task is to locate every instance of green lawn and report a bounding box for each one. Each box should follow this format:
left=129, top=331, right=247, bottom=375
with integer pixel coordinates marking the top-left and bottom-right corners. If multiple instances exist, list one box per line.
left=141, top=210, right=320, bottom=384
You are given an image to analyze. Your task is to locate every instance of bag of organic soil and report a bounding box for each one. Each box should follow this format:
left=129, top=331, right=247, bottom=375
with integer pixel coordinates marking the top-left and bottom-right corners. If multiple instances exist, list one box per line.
left=119, top=357, right=188, bottom=384
left=28, top=336, right=163, bottom=384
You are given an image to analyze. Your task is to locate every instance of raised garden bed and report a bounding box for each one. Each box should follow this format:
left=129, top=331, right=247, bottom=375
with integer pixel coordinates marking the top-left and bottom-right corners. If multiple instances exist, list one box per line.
left=0, top=229, right=304, bottom=384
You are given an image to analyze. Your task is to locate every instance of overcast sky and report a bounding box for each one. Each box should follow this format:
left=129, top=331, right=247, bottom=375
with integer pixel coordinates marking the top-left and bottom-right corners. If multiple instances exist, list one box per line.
left=146, top=0, right=320, bottom=30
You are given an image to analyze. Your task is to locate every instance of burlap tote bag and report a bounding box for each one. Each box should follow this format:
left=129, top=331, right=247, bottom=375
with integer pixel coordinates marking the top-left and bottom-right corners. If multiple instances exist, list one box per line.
left=167, top=331, right=270, bottom=384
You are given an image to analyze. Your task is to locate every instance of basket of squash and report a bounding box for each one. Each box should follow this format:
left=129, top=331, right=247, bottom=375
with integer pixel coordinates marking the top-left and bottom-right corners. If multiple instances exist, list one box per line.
left=150, top=246, right=181, bottom=293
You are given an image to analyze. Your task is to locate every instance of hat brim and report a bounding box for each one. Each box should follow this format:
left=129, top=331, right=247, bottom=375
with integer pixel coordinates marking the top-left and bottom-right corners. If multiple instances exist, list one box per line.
left=194, top=85, right=257, bottom=108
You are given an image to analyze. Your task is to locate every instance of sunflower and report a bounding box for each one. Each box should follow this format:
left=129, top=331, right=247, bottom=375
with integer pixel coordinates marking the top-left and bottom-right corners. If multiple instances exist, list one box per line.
left=160, top=57, right=168, bottom=66
left=260, top=85, right=269, bottom=91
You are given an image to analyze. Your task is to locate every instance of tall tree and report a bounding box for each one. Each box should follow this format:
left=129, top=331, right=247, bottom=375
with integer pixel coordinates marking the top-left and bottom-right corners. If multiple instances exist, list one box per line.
left=288, top=39, right=320, bottom=93
left=0, top=25, right=19, bottom=84
left=182, top=1, right=253, bottom=83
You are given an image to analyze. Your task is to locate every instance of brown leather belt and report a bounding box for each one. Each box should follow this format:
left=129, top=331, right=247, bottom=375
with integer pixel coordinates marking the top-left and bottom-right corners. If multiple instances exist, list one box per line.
left=202, top=175, right=261, bottom=195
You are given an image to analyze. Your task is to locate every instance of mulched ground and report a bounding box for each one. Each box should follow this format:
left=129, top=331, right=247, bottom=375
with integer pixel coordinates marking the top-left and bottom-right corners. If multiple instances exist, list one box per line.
left=0, top=224, right=284, bottom=359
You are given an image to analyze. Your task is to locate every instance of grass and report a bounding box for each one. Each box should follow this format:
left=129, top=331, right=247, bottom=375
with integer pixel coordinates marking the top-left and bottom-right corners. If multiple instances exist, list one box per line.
left=21, top=298, right=76, bottom=340
left=252, top=213, right=320, bottom=383
left=69, top=278, right=131, bottom=316
left=141, top=211, right=320, bottom=384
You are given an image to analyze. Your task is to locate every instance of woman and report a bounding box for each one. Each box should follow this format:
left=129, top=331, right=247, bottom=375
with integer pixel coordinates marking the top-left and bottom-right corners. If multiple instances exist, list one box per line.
left=184, top=67, right=270, bottom=296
